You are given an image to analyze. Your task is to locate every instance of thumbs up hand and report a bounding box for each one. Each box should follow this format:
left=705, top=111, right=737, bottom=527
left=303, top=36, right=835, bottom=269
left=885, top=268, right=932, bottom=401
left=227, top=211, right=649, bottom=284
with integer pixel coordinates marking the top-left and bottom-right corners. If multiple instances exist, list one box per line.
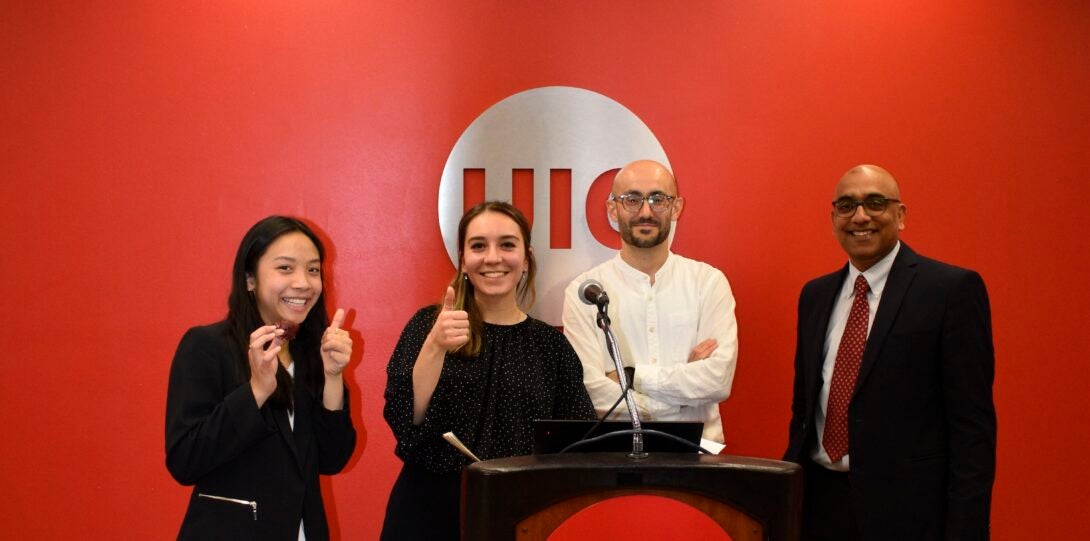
left=428, top=287, right=470, bottom=352
left=321, top=308, right=353, bottom=376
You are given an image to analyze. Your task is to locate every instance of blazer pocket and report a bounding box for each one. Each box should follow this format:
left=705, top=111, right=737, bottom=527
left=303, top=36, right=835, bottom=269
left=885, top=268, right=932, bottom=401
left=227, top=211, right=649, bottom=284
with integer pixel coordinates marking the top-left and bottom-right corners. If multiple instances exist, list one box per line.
left=198, top=493, right=258, bottom=520
left=908, top=449, right=945, bottom=463
left=906, top=451, right=947, bottom=483
left=184, top=492, right=258, bottom=541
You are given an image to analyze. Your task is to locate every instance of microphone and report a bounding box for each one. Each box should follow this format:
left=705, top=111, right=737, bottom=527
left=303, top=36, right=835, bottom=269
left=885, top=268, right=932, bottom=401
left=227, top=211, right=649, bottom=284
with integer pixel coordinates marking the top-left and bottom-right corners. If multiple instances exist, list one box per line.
left=577, top=279, right=645, bottom=458
left=579, top=279, right=610, bottom=307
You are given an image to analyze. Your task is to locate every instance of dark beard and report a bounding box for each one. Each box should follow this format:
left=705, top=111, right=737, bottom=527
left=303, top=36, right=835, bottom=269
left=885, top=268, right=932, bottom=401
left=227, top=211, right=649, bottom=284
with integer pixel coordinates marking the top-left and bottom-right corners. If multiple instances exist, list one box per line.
left=620, top=218, right=670, bottom=248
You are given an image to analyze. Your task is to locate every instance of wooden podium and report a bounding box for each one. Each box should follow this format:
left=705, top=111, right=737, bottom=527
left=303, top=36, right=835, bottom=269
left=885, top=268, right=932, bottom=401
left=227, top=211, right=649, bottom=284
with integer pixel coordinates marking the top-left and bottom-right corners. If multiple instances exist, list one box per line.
left=462, top=452, right=802, bottom=540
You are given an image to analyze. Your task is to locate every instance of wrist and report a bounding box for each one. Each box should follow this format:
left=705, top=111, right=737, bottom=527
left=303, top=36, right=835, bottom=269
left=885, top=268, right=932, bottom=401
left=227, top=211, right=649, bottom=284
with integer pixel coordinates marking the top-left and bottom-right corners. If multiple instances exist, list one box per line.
left=422, top=335, right=447, bottom=357
left=250, top=379, right=274, bottom=407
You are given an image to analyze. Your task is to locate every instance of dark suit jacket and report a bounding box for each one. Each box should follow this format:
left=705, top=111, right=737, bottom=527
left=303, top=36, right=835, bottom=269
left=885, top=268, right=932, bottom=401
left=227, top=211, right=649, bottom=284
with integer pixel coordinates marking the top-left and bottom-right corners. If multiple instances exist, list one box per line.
left=784, top=243, right=996, bottom=540
left=166, top=322, right=356, bottom=541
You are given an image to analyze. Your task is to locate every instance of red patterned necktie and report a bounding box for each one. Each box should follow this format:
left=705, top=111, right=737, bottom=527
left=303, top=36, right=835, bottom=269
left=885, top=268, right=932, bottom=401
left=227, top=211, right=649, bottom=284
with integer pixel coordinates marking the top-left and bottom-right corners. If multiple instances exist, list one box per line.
left=823, top=274, right=871, bottom=462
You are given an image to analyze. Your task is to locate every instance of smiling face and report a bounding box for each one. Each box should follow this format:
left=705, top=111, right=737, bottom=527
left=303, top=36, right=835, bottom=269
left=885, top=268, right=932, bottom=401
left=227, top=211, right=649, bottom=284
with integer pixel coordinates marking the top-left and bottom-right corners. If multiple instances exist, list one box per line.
left=832, top=165, right=906, bottom=271
left=460, top=210, right=529, bottom=305
left=246, top=231, right=323, bottom=325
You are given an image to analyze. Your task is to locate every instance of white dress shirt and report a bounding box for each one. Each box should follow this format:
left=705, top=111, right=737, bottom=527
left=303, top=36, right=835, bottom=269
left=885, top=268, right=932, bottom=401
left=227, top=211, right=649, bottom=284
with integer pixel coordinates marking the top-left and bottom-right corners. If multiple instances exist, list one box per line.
left=811, top=241, right=901, bottom=471
left=562, top=252, right=739, bottom=442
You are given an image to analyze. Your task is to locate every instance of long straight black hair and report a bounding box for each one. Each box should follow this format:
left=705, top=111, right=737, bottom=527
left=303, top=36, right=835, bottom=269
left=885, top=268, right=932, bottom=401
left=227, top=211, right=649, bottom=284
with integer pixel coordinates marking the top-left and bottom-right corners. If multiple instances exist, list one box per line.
left=226, top=216, right=329, bottom=410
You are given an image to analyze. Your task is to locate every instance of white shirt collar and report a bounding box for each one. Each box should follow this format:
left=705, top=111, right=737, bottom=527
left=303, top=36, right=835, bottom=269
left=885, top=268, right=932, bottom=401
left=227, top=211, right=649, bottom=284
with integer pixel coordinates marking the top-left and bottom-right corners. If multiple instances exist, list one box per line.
left=613, top=251, right=675, bottom=284
left=844, top=241, right=900, bottom=300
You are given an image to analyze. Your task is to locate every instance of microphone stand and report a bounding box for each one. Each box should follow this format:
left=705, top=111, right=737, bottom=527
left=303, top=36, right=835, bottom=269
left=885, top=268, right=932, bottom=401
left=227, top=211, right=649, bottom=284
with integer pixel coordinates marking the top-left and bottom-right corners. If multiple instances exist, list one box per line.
left=595, top=302, right=647, bottom=459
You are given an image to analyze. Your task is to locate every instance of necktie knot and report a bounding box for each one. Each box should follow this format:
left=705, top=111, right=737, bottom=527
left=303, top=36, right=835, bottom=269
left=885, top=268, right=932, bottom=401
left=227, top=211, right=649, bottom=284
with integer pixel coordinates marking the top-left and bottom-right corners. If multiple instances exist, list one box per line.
left=854, top=274, right=870, bottom=296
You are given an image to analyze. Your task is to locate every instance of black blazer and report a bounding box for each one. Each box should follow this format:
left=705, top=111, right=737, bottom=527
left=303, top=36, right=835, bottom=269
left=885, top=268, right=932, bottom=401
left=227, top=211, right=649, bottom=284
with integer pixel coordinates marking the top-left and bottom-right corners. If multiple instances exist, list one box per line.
left=784, top=243, right=996, bottom=540
left=166, top=322, right=356, bottom=541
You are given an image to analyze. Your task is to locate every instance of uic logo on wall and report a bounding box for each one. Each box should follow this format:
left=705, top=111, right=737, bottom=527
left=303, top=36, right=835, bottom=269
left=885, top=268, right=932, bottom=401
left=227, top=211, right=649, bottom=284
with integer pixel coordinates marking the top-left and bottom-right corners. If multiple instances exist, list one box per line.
left=438, top=86, right=671, bottom=324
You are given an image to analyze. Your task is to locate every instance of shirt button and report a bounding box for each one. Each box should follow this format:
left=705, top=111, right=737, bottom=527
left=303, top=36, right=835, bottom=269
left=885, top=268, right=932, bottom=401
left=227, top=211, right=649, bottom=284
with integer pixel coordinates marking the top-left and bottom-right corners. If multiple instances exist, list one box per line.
left=649, top=327, right=655, bottom=333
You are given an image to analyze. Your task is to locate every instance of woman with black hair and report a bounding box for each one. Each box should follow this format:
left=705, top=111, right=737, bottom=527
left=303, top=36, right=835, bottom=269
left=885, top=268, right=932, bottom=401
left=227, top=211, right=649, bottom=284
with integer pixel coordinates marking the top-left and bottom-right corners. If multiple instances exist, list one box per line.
left=166, top=216, right=356, bottom=540
left=380, top=201, right=595, bottom=540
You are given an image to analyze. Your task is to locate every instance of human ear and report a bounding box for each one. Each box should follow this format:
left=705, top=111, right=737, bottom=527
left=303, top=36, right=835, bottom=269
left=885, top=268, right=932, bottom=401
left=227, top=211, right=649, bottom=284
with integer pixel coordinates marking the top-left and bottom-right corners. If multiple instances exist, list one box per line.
left=671, top=196, right=684, bottom=220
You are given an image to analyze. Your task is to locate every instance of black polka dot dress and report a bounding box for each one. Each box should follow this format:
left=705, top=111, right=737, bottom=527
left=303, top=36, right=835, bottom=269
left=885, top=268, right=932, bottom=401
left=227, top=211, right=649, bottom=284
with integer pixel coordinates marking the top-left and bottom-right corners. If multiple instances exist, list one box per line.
left=380, top=306, right=595, bottom=540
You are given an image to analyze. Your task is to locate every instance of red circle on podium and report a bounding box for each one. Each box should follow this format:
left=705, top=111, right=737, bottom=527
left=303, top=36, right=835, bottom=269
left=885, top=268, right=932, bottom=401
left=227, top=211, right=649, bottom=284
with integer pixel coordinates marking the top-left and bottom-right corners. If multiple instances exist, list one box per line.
left=547, top=494, right=733, bottom=540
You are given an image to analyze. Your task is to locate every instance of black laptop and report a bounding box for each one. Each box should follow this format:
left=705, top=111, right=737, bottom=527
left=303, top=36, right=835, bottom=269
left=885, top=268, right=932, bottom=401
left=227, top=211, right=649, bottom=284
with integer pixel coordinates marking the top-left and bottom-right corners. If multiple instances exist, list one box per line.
left=532, top=419, right=705, bottom=454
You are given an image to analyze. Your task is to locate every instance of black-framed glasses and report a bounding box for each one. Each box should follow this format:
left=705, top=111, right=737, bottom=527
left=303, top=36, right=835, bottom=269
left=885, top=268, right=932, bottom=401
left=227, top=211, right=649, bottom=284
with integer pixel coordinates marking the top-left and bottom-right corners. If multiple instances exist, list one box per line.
left=832, top=196, right=901, bottom=217
left=610, top=193, right=677, bottom=213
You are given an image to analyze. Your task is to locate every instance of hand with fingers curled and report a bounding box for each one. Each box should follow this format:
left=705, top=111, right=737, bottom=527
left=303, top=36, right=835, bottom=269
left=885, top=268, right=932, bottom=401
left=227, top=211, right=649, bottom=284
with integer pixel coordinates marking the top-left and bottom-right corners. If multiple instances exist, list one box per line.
left=321, top=308, right=353, bottom=377
left=687, top=338, right=719, bottom=363
left=427, top=287, right=470, bottom=352
left=248, top=324, right=285, bottom=404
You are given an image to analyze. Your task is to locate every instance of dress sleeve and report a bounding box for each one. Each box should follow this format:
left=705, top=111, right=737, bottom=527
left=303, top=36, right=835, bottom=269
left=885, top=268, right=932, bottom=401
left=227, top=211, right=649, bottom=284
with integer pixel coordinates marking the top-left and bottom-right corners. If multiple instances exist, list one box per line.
left=383, top=307, right=461, bottom=466
left=165, top=326, right=275, bottom=486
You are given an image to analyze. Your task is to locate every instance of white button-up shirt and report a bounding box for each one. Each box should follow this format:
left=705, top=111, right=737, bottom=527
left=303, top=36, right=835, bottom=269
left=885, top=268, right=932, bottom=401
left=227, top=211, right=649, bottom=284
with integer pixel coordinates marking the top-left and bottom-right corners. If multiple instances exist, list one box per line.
left=563, top=252, right=739, bottom=442
left=812, top=241, right=900, bottom=471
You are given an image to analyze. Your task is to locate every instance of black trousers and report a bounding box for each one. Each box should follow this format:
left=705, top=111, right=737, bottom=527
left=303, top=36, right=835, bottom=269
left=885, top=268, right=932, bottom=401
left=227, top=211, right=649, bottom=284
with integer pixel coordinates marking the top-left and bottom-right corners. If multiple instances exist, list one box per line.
left=801, top=458, right=861, bottom=541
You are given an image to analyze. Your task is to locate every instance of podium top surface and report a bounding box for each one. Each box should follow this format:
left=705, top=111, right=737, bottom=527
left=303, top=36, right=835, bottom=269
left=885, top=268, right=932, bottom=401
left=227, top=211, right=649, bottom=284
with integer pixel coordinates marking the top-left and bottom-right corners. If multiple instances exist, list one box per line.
left=466, top=452, right=800, bottom=476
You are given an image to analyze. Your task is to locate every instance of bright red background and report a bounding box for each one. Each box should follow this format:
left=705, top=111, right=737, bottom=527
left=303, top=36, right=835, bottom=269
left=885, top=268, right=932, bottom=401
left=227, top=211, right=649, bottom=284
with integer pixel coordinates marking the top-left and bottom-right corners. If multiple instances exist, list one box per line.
left=2, top=1, right=1087, bottom=538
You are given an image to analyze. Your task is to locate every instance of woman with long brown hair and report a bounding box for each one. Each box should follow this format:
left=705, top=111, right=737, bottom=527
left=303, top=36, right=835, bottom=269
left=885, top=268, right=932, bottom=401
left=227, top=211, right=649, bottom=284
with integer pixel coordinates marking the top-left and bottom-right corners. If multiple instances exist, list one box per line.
left=380, top=201, right=594, bottom=540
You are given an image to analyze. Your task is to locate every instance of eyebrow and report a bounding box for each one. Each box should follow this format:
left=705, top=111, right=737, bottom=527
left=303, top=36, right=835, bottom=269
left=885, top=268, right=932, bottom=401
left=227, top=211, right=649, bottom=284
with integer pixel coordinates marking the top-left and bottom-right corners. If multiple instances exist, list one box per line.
left=271, top=255, right=321, bottom=264
left=622, top=189, right=669, bottom=197
left=467, top=235, right=522, bottom=243
left=836, top=193, right=890, bottom=200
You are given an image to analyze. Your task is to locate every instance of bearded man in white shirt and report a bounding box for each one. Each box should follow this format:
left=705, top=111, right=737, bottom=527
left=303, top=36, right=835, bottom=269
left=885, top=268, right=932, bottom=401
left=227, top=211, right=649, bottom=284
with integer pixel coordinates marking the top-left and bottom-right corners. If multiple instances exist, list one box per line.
left=561, top=159, right=738, bottom=443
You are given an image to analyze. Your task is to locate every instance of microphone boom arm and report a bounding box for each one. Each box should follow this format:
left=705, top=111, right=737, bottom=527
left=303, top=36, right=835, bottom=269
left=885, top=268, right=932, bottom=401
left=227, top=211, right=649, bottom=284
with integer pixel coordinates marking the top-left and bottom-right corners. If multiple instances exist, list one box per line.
left=596, top=304, right=647, bottom=459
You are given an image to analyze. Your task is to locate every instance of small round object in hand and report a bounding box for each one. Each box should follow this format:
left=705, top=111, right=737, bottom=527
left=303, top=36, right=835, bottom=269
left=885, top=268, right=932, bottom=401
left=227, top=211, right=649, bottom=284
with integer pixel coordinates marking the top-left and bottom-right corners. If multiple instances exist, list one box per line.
left=275, top=320, right=300, bottom=341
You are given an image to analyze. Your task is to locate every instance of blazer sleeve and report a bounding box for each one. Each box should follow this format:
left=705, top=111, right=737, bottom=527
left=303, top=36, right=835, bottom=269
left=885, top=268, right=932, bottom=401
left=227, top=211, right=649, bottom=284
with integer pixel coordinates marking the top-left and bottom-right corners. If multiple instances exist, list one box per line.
left=165, top=325, right=275, bottom=485
left=313, top=386, right=356, bottom=475
left=941, top=271, right=997, bottom=537
left=785, top=280, right=818, bottom=462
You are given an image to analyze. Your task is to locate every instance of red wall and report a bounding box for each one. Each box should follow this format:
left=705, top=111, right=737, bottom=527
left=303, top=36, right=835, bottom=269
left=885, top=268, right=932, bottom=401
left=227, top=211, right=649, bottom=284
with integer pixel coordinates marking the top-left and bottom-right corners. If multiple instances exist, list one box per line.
left=2, top=1, right=1087, bottom=538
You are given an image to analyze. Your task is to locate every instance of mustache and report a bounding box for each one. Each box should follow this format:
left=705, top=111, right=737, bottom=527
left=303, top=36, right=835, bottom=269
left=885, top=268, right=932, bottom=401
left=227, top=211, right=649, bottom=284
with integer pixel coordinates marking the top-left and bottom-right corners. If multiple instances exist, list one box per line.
left=630, top=218, right=661, bottom=226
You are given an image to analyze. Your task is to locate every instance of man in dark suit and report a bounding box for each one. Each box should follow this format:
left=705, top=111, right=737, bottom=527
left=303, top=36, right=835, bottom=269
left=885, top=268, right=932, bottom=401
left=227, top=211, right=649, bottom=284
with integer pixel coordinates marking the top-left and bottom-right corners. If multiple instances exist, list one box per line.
left=784, top=164, right=997, bottom=540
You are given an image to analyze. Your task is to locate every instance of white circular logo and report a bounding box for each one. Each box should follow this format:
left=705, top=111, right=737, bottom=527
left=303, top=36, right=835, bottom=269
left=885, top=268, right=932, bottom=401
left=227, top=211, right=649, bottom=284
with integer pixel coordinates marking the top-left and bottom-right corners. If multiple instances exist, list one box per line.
left=438, top=86, right=671, bottom=324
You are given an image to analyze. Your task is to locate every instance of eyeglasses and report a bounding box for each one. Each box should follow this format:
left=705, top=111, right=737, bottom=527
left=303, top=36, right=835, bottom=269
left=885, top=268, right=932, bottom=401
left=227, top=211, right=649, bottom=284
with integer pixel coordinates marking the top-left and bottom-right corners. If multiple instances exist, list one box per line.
left=610, top=193, right=677, bottom=213
left=832, top=196, right=902, bottom=217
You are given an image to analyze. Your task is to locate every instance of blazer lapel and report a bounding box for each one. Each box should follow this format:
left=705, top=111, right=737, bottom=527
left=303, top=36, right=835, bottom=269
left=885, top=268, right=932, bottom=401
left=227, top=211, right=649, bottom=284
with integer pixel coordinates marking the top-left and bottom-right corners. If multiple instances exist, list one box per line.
left=854, top=243, right=919, bottom=395
left=273, top=406, right=301, bottom=470
left=292, top=386, right=312, bottom=473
